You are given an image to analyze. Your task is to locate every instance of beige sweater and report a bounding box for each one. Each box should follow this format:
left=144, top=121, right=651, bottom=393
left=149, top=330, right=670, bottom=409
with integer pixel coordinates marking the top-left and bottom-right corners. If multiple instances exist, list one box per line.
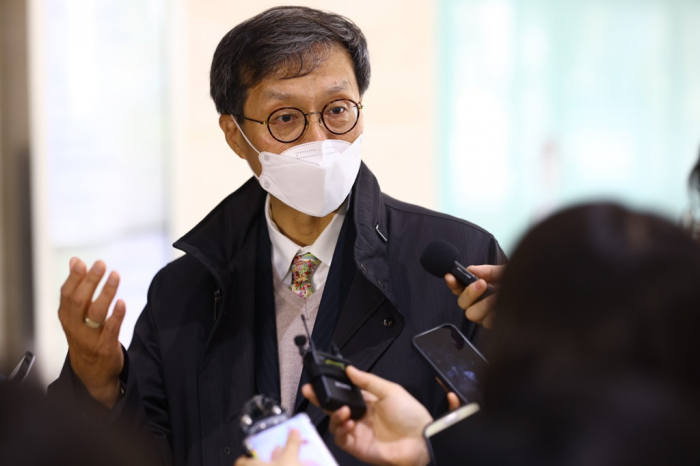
left=273, top=271, right=325, bottom=414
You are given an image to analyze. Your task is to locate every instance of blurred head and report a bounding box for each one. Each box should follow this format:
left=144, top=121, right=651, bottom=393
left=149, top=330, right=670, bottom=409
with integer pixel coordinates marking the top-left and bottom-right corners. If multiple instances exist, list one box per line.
left=211, top=7, right=369, bottom=175
left=485, top=203, right=700, bottom=399
left=466, top=203, right=700, bottom=464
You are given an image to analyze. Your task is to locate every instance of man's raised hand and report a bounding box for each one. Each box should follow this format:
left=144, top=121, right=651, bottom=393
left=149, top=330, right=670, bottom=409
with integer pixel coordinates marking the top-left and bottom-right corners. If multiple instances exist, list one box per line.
left=58, top=258, right=126, bottom=408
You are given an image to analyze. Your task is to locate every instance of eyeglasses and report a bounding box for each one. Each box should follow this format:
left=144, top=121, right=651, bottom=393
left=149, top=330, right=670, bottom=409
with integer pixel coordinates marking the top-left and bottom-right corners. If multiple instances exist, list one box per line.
left=239, top=98, right=363, bottom=144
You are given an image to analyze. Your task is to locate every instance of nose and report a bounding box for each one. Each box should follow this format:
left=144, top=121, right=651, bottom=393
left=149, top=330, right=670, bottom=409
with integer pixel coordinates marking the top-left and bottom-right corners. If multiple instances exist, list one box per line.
left=302, top=113, right=328, bottom=142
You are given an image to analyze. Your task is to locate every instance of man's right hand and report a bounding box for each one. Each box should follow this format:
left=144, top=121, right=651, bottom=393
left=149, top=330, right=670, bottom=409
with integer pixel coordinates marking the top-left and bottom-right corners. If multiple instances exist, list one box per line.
left=58, top=257, right=126, bottom=408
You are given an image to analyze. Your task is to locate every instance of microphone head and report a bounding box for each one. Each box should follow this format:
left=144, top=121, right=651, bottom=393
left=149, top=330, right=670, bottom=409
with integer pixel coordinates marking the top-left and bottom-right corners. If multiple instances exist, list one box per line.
left=420, top=240, right=459, bottom=277
left=294, top=335, right=307, bottom=348
left=294, top=335, right=307, bottom=356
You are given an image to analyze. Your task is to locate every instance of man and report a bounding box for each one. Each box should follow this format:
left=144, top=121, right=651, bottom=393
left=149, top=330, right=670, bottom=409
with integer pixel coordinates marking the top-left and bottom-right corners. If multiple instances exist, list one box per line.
left=49, top=6, right=504, bottom=465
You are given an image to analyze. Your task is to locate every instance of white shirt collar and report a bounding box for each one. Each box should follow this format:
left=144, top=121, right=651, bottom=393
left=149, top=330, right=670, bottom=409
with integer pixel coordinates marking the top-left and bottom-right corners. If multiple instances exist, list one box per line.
left=265, top=194, right=349, bottom=280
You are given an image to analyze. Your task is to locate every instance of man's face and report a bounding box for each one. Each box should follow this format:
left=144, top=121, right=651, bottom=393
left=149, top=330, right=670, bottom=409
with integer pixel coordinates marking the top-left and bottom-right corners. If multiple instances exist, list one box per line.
left=220, top=47, right=364, bottom=176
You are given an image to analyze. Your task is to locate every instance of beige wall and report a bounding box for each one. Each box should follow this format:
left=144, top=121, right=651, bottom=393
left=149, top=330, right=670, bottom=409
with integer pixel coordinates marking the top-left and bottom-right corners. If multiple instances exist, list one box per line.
left=168, top=0, right=439, bottom=244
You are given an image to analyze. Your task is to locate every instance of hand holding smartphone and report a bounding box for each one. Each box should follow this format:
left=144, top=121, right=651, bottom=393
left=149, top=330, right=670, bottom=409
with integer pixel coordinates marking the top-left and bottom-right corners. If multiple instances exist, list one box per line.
left=244, top=413, right=338, bottom=465
left=412, top=324, right=488, bottom=404
left=424, top=403, right=481, bottom=466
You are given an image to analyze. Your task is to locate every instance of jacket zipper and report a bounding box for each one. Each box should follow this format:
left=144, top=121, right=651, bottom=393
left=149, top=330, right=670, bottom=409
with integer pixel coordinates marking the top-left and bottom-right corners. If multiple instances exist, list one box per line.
left=213, top=289, right=221, bottom=322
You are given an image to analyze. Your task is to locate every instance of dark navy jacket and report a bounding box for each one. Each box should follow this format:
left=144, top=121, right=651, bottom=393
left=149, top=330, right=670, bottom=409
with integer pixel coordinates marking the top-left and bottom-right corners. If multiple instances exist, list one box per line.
left=49, top=163, right=505, bottom=465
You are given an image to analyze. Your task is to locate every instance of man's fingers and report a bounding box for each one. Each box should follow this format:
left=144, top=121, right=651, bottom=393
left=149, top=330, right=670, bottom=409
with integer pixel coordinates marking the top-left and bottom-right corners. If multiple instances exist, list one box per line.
left=270, top=446, right=283, bottom=461
left=69, top=261, right=107, bottom=323
left=467, top=264, right=505, bottom=283
left=301, top=383, right=320, bottom=408
left=86, top=271, right=120, bottom=324
left=464, top=294, right=496, bottom=325
left=447, top=392, right=461, bottom=412
left=102, top=299, right=126, bottom=341
left=301, top=384, right=336, bottom=416
left=329, top=406, right=352, bottom=434
left=456, top=279, right=487, bottom=310
left=233, top=455, right=255, bottom=466
left=346, top=365, right=394, bottom=399
left=332, top=419, right=355, bottom=438
left=279, top=429, right=302, bottom=461
left=59, top=258, right=87, bottom=320
left=444, top=274, right=465, bottom=296
left=361, top=389, right=379, bottom=405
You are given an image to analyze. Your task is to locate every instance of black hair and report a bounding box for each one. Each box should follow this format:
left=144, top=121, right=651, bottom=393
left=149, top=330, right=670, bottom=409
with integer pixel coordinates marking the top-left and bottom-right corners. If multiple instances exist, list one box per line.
left=210, top=6, right=370, bottom=119
left=458, top=203, right=700, bottom=463
left=483, top=203, right=700, bottom=403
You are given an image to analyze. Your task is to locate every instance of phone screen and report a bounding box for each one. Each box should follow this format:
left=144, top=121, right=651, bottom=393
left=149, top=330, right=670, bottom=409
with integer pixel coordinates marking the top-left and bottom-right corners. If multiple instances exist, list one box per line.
left=244, top=413, right=338, bottom=465
left=413, top=324, right=487, bottom=403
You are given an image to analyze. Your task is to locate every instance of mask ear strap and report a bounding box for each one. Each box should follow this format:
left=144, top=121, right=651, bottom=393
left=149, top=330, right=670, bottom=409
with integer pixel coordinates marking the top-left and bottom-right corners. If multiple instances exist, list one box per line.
left=230, top=115, right=261, bottom=154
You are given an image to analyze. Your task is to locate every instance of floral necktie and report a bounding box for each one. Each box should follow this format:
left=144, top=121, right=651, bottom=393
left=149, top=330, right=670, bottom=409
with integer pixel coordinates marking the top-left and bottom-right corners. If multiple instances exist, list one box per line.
left=289, top=252, right=321, bottom=299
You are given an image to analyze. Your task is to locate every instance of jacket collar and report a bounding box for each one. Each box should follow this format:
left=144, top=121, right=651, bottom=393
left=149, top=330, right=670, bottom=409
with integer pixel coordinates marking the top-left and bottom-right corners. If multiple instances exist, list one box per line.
left=173, top=162, right=395, bottom=305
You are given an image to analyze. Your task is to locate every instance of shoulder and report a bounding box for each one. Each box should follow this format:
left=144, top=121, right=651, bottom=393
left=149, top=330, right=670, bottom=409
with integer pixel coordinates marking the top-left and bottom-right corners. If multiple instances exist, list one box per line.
left=147, top=254, right=214, bottom=302
left=382, top=194, right=504, bottom=265
left=383, top=194, right=495, bottom=239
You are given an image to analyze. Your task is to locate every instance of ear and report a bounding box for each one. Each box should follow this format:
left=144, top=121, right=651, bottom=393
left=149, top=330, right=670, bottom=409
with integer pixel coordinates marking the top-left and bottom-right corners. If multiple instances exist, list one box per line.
left=219, top=114, right=247, bottom=160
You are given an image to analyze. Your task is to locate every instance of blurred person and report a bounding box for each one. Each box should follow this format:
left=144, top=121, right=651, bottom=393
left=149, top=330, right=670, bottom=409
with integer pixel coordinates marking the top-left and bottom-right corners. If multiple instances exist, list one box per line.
left=0, top=382, right=155, bottom=466
left=48, top=6, right=504, bottom=465
left=285, top=203, right=700, bottom=466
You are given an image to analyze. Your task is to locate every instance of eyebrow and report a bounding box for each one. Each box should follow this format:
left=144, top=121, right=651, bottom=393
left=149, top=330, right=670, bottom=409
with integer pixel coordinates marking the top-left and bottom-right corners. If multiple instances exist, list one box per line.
left=261, top=90, right=292, bottom=101
left=325, top=81, right=351, bottom=95
left=261, top=81, right=352, bottom=102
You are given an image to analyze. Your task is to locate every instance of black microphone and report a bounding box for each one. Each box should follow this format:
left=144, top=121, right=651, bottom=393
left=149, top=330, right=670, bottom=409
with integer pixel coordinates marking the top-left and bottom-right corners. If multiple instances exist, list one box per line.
left=294, top=335, right=307, bottom=356
left=420, top=240, right=496, bottom=301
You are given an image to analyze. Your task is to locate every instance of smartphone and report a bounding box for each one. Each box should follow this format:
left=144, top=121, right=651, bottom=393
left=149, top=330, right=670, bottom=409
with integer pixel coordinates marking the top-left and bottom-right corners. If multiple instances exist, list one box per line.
left=243, top=412, right=338, bottom=465
left=424, top=403, right=480, bottom=466
left=412, top=324, right=487, bottom=404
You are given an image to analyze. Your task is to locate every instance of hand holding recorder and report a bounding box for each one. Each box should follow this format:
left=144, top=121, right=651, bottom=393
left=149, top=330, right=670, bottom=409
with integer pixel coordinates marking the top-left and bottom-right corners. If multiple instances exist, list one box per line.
left=303, top=366, right=432, bottom=466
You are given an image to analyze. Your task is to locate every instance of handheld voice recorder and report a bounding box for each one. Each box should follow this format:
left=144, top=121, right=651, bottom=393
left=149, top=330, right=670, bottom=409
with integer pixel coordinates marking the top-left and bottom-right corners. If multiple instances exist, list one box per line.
left=295, top=315, right=366, bottom=419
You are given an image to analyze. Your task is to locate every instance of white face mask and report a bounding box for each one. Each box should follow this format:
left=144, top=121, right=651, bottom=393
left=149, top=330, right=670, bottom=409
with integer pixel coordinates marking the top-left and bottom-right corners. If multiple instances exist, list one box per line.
left=232, top=116, right=363, bottom=217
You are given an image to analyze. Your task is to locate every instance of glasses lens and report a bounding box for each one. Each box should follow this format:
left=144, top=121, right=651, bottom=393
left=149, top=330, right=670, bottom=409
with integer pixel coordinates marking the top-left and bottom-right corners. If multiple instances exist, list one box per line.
left=268, top=108, right=305, bottom=142
left=322, top=100, right=360, bottom=134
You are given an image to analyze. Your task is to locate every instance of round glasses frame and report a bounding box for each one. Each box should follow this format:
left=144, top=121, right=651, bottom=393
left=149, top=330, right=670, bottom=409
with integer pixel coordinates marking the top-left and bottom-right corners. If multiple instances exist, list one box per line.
left=239, top=98, right=363, bottom=144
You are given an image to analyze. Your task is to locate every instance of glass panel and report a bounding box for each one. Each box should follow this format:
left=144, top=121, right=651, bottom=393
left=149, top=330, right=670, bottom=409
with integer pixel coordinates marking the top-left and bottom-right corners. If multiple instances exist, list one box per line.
left=440, top=0, right=700, bottom=253
left=34, top=0, right=169, bottom=382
